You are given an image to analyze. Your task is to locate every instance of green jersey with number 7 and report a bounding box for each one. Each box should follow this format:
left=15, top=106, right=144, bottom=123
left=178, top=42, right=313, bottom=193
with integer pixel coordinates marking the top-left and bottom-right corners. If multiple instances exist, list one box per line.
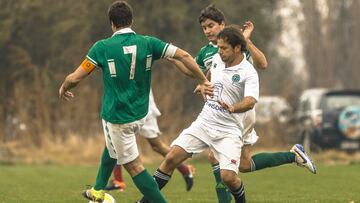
left=86, top=28, right=174, bottom=124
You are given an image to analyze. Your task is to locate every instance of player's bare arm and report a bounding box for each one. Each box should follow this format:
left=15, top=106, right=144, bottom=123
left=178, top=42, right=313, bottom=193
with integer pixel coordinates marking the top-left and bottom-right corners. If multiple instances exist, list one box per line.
left=59, top=58, right=95, bottom=100
left=218, top=96, right=256, bottom=113
left=173, top=48, right=214, bottom=99
left=167, top=58, right=195, bottom=78
left=193, top=70, right=211, bottom=95
left=242, top=21, right=268, bottom=69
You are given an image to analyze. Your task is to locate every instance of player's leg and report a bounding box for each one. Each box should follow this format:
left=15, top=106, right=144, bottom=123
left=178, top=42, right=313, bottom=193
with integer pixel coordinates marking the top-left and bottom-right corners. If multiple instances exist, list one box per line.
left=137, top=145, right=193, bottom=203
left=105, top=164, right=126, bottom=191
left=123, top=157, right=167, bottom=203
left=208, top=151, right=232, bottom=203
left=82, top=147, right=116, bottom=202
left=138, top=122, right=208, bottom=203
left=212, top=134, right=246, bottom=203
left=108, top=119, right=167, bottom=203
left=82, top=120, right=119, bottom=202
left=142, top=116, right=194, bottom=191
left=240, top=130, right=316, bottom=174
left=221, top=170, right=245, bottom=203
left=146, top=137, right=194, bottom=190
left=239, top=109, right=313, bottom=173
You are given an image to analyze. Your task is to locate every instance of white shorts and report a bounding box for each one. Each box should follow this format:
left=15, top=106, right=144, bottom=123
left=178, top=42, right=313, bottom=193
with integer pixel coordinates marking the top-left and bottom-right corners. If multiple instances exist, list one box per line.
left=242, top=109, right=258, bottom=145
left=102, top=118, right=144, bottom=165
left=139, top=115, right=161, bottom=139
left=171, top=121, right=243, bottom=173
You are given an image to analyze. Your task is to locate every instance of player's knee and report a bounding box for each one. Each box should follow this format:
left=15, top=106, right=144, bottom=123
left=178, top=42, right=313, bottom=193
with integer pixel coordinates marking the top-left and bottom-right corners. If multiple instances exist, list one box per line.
left=207, top=152, right=218, bottom=165
left=163, top=151, right=179, bottom=168
left=151, top=144, right=161, bottom=153
left=239, top=158, right=251, bottom=173
left=220, top=170, right=238, bottom=187
left=123, top=158, right=145, bottom=176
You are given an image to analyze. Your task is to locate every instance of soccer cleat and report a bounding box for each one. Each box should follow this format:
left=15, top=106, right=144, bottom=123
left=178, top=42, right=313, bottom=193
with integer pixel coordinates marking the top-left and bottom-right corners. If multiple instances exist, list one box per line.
left=105, top=179, right=126, bottom=191
left=290, top=144, right=317, bottom=174
left=82, top=187, right=105, bottom=202
left=184, top=174, right=194, bottom=191
left=183, top=165, right=195, bottom=191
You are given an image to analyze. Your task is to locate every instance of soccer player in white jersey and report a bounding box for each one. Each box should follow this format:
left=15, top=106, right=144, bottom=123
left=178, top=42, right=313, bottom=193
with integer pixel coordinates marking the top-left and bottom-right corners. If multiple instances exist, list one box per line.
left=139, top=26, right=258, bottom=203
left=106, top=89, right=194, bottom=192
left=168, top=5, right=316, bottom=203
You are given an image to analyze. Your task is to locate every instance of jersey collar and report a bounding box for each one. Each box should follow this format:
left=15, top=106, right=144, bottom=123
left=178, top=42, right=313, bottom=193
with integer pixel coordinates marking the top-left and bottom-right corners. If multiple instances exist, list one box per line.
left=209, top=42, right=218, bottom=48
left=224, top=54, right=248, bottom=71
left=112, top=27, right=136, bottom=37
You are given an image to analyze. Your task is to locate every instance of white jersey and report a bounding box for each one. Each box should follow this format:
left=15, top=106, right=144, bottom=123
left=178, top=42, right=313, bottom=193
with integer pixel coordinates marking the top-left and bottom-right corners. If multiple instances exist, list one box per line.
left=197, top=53, right=259, bottom=135
left=148, top=88, right=161, bottom=118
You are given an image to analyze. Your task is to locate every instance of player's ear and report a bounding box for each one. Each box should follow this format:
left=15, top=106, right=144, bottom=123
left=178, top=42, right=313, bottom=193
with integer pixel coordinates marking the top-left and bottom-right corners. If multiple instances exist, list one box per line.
left=234, top=45, right=241, bottom=53
left=111, top=22, right=116, bottom=32
left=219, top=21, right=225, bottom=29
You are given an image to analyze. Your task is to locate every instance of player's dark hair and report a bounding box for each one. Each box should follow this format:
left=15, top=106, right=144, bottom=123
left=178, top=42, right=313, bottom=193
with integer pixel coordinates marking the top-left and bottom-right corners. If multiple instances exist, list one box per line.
left=198, top=4, right=225, bottom=24
left=217, top=25, right=247, bottom=52
left=108, top=1, right=133, bottom=28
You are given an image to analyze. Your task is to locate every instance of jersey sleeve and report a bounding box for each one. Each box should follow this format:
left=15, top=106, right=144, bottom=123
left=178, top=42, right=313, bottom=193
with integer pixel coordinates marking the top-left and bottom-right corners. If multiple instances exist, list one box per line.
left=245, top=50, right=251, bottom=60
left=86, top=41, right=104, bottom=67
left=146, top=36, right=176, bottom=60
left=195, top=50, right=205, bottom=69
left=195, top=49, right=206, bottom=71
left=244, top=68, right=259, bottom=102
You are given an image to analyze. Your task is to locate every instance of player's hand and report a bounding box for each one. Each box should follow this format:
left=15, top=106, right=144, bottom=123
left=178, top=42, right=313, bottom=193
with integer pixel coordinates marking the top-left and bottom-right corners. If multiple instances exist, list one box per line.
left=59, top=85, right=74, bottom=101
left=196, top=81, right=214, bottom=101
left=193, top=84, right=201, bottom=95
left=242, top=21, right=254, bottom=40
left=218, top=100, right=234, bottom=113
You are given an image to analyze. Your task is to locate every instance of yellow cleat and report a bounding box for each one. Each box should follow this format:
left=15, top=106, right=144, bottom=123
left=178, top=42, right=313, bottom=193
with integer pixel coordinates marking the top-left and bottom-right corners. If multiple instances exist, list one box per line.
left=82, top=187, right=105, bottom=203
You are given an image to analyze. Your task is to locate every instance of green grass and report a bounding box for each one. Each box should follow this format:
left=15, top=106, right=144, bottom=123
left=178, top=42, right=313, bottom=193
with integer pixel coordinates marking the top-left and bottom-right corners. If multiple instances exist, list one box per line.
left=0, top=160, right=359, bottom=203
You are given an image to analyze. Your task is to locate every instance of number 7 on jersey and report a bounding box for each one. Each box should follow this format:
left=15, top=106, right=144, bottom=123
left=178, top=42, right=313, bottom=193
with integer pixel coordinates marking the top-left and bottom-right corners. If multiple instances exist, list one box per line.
left=123, top=45, right=137, bottom=80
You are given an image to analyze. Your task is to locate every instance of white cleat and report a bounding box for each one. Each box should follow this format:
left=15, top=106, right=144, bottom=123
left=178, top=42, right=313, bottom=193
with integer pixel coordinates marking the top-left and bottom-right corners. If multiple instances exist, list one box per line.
left=290, top=144, right=317, bottom=174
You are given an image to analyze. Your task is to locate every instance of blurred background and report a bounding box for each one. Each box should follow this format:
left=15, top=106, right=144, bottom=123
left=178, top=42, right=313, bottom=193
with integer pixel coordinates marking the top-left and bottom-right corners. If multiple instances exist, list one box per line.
left=0, top=0, right=359, bottom=165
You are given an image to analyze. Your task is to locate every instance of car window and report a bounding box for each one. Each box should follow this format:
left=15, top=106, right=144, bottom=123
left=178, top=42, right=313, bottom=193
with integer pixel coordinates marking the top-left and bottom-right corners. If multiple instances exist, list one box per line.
left=322, top=95, right=360, bottom=110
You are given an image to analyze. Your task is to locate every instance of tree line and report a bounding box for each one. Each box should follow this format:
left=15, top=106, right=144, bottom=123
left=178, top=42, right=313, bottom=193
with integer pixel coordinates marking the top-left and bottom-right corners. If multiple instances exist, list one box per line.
left=0, top=0, right=358, bottom=147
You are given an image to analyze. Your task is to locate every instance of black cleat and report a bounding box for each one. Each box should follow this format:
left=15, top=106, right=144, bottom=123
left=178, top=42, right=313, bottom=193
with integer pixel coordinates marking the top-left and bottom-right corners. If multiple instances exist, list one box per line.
left=184, top=174, right=194, bottom=191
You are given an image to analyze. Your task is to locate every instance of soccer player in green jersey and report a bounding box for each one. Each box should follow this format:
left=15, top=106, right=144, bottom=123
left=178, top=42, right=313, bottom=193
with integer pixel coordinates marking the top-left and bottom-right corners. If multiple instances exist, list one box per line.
left=59, top=1, right=212, bottom=203
left=167, top=4, right=316, bottom=203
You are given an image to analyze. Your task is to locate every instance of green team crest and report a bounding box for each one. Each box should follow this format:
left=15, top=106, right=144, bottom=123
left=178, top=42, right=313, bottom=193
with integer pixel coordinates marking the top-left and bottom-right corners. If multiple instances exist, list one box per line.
left=232, top=74, right=240, bottom=83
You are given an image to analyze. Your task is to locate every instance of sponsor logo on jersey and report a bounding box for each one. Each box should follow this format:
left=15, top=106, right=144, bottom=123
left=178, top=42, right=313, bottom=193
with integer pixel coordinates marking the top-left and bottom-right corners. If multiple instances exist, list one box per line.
left=206, top=102, right=227, bottom=113
left=205, top=51, right=216, bottom=57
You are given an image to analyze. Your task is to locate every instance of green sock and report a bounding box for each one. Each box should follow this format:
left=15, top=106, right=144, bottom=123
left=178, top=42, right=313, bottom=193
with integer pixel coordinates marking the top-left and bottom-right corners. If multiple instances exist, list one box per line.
left=133, top=169, right=167, bottom=203
left=212, top=164, right=222, bottom=183
left=94, top=147, right=116, bottom=190
left=212, top=164, right=232, bottom=203
left=251, top=152, right=295, bottom=171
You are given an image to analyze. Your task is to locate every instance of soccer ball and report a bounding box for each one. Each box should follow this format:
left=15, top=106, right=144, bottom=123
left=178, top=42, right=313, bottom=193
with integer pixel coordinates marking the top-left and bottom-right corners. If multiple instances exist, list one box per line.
left=89, top=193, right=116, bottom=203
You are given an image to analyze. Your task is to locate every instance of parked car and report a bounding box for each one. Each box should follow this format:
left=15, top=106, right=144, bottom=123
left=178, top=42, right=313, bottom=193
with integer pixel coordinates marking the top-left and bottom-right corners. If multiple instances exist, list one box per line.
left=295, top=88, right=360, bottom=152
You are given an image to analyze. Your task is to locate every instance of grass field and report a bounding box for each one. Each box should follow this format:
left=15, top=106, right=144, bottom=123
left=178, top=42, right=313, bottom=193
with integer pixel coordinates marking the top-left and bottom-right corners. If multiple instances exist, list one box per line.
left=0, top=159, right=359, bottom=203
